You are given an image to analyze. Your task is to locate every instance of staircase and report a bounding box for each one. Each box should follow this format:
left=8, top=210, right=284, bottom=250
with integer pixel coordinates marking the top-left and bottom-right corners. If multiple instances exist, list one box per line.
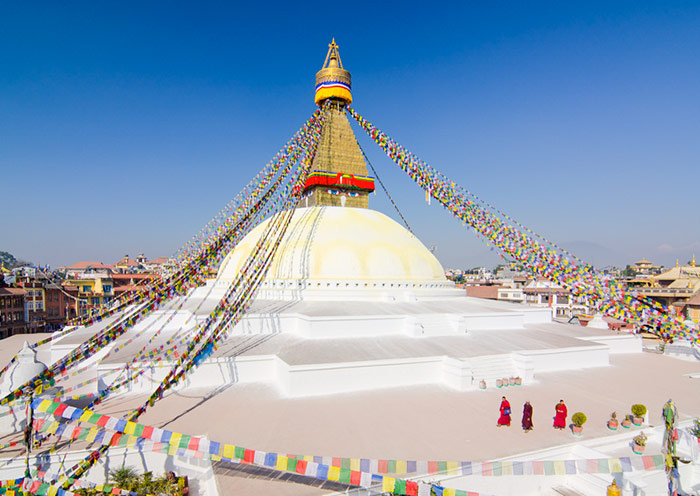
left=468, top=354, right=520, bottom=388
left=416, top=314, right=461, bottom=336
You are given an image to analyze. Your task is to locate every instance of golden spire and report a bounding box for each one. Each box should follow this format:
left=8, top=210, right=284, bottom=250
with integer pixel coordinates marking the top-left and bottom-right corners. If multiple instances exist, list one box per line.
left=692, top=254, right=696, bottom=267
left=676, top=258, right=680, bottom=268
left=315, top=38, right=352, bottom=106
left=300, top=40, right=374, bottom=209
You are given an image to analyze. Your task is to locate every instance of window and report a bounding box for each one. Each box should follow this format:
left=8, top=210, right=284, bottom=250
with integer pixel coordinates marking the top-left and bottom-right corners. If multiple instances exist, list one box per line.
left=103, top=284, right=112, bottom=293
left=83, top=286, right=91, bottom=293
left=91, top=297, right=99, bottom=305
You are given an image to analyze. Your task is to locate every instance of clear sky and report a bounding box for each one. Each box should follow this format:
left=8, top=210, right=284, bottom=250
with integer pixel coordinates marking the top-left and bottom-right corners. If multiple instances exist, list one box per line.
left=2, top=1, right=699, bottom=270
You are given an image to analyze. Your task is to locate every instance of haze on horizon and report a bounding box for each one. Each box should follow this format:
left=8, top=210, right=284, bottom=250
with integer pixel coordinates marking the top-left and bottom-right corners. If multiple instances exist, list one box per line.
left=1, top=2, right=699, bottom=271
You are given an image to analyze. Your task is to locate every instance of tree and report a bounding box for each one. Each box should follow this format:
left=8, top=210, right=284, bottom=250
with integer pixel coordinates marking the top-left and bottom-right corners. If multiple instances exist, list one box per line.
left=622, top=265, right=636, bottom=277
left=0, top=251, right=32, bottom=269
left=0, top=251, right=17, bottom=268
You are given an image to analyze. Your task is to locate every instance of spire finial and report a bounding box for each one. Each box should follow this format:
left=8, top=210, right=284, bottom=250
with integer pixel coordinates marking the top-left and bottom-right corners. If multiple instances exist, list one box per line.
left=692, top=254, right=696, bottom=267
left=315, top=39, right=352, bottom=106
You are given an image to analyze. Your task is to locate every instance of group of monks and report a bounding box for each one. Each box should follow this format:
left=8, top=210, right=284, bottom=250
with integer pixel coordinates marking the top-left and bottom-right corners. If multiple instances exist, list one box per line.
left=497, top=397, right=568, bottom=432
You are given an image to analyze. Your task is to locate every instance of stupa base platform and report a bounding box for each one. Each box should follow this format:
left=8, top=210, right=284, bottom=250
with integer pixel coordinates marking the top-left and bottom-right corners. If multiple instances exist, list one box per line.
left=93, top=319, right=641, bottom=398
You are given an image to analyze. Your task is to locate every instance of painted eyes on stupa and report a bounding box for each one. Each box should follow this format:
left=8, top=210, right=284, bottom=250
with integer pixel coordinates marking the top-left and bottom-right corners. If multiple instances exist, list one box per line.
left=326, top=189, right=359, bottom=197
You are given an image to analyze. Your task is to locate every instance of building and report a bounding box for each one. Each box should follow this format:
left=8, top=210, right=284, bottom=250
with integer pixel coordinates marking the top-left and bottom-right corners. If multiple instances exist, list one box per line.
left=14, top=277, right=46, bottom=333
left=61, top=261, right=113, bottom=277
left=629, top=258, right=662, bottom=276
left=523, top=278, right=589, bottom=319
left=44, top=282, right=79, bottom=328
left=113, top=254, right=143, bottom=273
left=630, top=256, right=700, bottom=312
left=61, top=273, right=114, bottom=314
left=0, top=281, right=26, bottom=338
left=143, top=256, right=171, bottom=273
left=112, top=272, right=158, bottom=297
left=464, top=283, right=525, bottom=303
left=681, top=291, right=700, bottom=322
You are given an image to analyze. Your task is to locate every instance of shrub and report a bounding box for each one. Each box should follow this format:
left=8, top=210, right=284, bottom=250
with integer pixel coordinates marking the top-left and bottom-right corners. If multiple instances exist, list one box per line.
left=610, top=411, right=617, bottom=420
left=690, top=419, right=700, bottom=439
left=631, top=404, right=647, bottom=417
left=572, top=412, right=587, bottom=428
left=633, top=432, right=648, bottom=446
left=74, top=468, right=184, bottom=496
left=108, top=466, right=139, bottom=491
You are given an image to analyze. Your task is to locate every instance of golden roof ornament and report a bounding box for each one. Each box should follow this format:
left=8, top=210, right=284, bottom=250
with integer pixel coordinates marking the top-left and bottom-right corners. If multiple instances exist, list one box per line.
left=315, top=38, right=352, bottom=106
left=691, top=254, right=696, bottom=267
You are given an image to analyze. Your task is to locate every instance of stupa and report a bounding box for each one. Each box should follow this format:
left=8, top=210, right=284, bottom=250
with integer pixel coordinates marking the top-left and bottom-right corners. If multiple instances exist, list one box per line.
left=75, top=40, right=641, bottom=398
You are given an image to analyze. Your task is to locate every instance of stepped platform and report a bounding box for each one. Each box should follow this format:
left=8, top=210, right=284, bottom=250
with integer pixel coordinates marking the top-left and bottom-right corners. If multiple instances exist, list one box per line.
left=76, top=295, right=641, bottom=397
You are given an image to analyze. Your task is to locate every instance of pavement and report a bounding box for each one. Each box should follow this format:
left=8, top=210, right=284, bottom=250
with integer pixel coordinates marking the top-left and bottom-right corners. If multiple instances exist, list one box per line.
left=83, top=352, right=700, bottom=494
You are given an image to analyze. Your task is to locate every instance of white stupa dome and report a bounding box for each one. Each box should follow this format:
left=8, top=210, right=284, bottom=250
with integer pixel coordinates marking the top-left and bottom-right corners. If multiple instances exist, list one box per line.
left=0, top=341, right=47, bottom=396
left=216, top=207, right=450, bottom=291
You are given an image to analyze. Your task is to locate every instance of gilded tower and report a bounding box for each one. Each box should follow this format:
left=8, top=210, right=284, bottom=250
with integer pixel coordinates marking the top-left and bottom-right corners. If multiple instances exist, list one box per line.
left=301, top=39, right=375, bottom=208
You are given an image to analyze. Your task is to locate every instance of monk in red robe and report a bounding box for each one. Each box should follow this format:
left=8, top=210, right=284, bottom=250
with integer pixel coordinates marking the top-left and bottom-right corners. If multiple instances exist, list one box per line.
left=522, top=401, right=533, bottom=432
left=498, top=396, right=511, bottom=427
left=553, top=399, right=567, bottom=430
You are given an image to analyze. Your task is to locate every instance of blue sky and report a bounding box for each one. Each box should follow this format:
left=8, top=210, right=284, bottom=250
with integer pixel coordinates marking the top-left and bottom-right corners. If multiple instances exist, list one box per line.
left=1, top=2, right=699, bottom=270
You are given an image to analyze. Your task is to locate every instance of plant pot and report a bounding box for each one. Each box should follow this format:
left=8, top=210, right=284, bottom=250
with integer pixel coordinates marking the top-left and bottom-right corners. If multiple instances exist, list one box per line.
left=509, top=377, right=516, bottom=385
left=515, top=377, right=522, bottom=385
left=608, top=420, right=619, bottom=430
left=621, top=420, right=631, bottom=429
left=632, top=416, right=643, bottom=426
left=572, top=425, right=583, bottom=436
left=496, top=379, right=502, bottom=388
left=479, top=380, right=486, bottom=390
left=632, top=443, right=645, bottom=454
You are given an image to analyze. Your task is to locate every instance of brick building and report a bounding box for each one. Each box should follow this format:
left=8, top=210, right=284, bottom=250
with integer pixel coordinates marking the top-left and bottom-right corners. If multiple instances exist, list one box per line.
left=0, top=283, right=26, bottom=338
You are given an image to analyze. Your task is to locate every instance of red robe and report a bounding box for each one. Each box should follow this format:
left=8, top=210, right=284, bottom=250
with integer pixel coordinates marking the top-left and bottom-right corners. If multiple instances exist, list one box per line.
left=498, top=400, right=511, bottom=426
left=522, top=403, right=533, bottom=430
left=553, top=403, right=567, bottom=428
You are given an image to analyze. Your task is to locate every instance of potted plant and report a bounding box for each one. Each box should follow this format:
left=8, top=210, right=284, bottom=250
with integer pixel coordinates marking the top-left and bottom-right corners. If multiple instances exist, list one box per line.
left=631, top=404, right=647, bottom=426
left=479, top=379, right=486, bottom=390
left=632, top=432, right=647, bottom=454
left=608, top=412, right=619, bottom=430
left=496, top=379, right=503, bottom=388
left=571, top=412, right=587, bottom=436
left=621, top=415, right=632, bottom=428
left=690, top=418, right=700, bottom=445
left=515, top=376, right=522, bottom=385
